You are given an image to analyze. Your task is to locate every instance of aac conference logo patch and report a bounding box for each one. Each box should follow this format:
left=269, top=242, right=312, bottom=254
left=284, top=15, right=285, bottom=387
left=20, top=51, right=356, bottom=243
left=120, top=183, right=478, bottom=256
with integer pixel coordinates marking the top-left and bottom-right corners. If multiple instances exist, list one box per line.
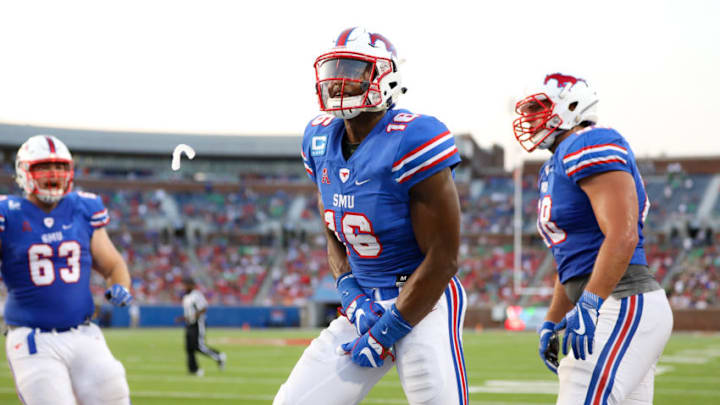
left=311, top=135, right=327, bottom=157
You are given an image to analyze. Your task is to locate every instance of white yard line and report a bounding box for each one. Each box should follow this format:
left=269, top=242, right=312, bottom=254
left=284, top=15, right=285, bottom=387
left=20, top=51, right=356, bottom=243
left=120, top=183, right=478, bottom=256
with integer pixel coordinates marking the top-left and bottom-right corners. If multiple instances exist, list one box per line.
left=0, top=387, right=555, bottom=404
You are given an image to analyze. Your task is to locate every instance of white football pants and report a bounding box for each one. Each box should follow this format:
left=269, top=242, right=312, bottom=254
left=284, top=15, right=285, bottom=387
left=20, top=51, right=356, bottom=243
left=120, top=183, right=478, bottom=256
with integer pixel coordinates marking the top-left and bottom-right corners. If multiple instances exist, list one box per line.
left=274, top=277, right=469, bottom=405
left=5, top=322, right=130, bottom=405
left=557, top=289, right=673, bottom=405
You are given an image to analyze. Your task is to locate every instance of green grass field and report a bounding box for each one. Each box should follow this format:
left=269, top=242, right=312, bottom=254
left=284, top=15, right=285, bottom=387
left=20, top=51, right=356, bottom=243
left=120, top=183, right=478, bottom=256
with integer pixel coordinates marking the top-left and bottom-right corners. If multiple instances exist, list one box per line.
left=1, top=328, right=718, bottom=404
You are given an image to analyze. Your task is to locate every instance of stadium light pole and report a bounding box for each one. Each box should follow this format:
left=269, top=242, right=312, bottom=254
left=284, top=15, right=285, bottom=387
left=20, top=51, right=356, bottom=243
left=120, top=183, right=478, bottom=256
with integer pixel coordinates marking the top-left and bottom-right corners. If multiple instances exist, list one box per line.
left=512, top=151, right=553, bottom=296
left=513, top=162, right=523, bottom=295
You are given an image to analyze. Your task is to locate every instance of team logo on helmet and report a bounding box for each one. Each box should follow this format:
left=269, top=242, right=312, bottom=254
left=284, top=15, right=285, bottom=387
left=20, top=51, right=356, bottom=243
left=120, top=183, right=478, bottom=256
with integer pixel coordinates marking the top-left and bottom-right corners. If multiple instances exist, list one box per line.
left=369, top=33, right=397, bottom=58
left=544, top=73, right=585, bottom=88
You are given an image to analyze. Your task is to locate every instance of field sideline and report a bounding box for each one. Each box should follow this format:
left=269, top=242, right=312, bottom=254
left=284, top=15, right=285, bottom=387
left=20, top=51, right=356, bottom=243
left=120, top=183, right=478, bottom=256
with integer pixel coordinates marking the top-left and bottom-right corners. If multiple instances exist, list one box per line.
left=1, top=328, right=718, bottom=404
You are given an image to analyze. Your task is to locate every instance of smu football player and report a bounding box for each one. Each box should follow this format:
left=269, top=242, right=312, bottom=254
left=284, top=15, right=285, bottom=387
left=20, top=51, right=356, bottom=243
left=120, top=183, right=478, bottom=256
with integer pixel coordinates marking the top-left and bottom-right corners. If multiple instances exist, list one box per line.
left=515, top=73, right=672, bottom=405
left=274, top=27, right=468, bottom=405
left=1, top=135, right=132, bottom=405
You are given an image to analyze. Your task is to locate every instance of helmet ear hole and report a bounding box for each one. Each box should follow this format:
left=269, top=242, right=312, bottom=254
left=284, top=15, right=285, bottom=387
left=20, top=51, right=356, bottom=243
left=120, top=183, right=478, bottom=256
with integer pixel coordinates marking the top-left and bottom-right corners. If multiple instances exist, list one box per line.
left=568, top=101, right=578, bottom=111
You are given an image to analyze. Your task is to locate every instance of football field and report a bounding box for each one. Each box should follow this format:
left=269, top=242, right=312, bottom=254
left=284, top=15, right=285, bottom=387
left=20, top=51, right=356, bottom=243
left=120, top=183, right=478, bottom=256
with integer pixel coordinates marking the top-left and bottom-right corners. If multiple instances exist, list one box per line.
left=1, top=328, right=718, bottom=404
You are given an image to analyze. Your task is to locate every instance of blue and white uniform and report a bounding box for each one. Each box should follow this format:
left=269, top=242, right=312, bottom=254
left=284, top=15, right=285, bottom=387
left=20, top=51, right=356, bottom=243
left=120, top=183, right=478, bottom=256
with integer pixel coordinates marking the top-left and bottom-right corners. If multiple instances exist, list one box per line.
left=303, top=109, right=460, bottom=287
left=1, top=192, right=130, bottom=405
left=275, top=109, right=468, bottom=405
left=537, top=126, right=672, bottom=405
left=536, top=126, right=649, bottom=283
left=1, top=192, right=108, bottom=330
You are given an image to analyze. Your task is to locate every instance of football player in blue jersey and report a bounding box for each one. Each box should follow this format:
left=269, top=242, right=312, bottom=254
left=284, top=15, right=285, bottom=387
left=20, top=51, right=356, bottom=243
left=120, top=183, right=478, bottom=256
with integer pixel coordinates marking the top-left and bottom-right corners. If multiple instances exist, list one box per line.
left=274, top=27, right=468, bottom=405
left=514, top=73, right=673, bottom=405
left=1, top=135, right=133, bottom=405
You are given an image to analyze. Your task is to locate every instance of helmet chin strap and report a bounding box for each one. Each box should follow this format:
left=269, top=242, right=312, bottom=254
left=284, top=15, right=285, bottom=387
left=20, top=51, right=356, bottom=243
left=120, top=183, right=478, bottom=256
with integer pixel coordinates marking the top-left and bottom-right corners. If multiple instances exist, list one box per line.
left=536, top=133, right=557, bottom=150
left=329, top=108, right=361, bottom=119
left=30, top=176, right=68, bottom=204
left=36, top=193, right=63, bottom=204
left=327, top=95, right=364, bottom=119
left=327, top=94, right=386, bottom=119
left=536, top=128, right=569, bottom=150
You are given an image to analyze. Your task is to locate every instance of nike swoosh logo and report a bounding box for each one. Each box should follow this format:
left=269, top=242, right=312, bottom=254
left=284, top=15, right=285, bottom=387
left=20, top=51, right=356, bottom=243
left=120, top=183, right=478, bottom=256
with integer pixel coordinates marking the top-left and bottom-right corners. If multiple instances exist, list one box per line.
left=381, top=327, right=388, bottom=335
left=62, top=224, right=73, bottom=230
left=355, top=309, right=366, bottom=334
left=574, top=313, right=586, bottom=335
left=355, top=179, right=371, bottom=186
left=359, top=347, right=378, bottom=367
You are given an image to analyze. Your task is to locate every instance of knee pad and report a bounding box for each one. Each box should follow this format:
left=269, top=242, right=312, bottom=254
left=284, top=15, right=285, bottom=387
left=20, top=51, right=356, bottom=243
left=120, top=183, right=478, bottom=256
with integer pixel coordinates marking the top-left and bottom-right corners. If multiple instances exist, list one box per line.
left=399, top=348, right=444, bottom=404
left=77, top=360, right=130, bottom=405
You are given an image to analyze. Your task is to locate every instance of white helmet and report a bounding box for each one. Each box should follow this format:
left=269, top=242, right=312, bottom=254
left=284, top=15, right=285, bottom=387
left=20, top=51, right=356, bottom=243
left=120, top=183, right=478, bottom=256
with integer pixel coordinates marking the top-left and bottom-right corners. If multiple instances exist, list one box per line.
left=513, top=73, right=599, bottom=152
left=15, top=135, right=74, bottom=204
left=314, top=27, right=406, bottom=119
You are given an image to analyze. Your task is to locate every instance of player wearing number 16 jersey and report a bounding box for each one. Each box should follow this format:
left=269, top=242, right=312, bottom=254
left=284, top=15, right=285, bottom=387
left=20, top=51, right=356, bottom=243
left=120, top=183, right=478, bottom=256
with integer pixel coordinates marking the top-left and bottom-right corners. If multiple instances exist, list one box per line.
left=514, top=73, right=672, bottom=405
left=0, top=135, right=132, bottom=405
left=274, top=27, right=468, bottom=405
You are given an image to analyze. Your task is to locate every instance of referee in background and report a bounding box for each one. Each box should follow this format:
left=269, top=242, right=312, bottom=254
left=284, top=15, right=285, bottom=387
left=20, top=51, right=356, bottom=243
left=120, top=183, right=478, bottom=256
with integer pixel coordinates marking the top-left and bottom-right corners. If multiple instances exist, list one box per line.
left=180, top=277, right=226, bottom=376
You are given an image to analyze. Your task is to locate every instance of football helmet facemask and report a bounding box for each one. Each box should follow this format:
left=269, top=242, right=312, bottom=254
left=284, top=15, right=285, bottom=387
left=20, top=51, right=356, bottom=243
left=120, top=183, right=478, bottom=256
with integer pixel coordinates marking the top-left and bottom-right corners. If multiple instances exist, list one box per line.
left=513, top=73, right=599, bottom=152
left=315, top=27, right=406, bottom=119
left=15, top=135, right=74, bottom=204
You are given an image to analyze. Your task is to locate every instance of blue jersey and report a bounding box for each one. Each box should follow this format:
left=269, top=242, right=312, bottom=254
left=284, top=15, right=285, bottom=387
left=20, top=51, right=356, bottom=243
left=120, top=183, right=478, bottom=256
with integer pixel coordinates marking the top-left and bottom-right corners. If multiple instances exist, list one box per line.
left=0, top=191, right=110, bottom=329
left=537, top=127, right=649, bottom=284
left=302, top=109, right=461, bottom=287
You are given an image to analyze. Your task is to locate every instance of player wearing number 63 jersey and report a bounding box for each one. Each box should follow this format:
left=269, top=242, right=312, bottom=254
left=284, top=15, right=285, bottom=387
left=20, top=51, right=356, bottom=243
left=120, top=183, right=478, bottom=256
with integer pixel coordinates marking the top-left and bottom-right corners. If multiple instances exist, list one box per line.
left=274, top=27, right=468, bottom=405
left=514, top=73, right=672, bottom=405
left=0, top=135, right=132, bottom=405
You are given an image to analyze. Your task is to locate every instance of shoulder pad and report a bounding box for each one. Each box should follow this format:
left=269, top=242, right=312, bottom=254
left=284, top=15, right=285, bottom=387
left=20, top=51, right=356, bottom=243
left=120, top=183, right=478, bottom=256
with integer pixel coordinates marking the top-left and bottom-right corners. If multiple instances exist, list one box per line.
left=562, top=126, right=631, bottom=180
left=77, top=191, right=99, bottom=199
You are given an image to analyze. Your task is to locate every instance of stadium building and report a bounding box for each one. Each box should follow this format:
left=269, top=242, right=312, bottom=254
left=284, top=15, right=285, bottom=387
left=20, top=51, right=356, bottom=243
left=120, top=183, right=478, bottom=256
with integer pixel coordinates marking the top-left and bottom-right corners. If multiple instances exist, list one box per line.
left=1, top=122, right=719, bottom=332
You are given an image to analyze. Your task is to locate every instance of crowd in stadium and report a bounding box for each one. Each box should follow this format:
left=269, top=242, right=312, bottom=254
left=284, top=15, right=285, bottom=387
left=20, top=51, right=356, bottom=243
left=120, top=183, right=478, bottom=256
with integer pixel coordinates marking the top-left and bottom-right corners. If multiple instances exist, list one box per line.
left=1, top=158, right=719, bottom=310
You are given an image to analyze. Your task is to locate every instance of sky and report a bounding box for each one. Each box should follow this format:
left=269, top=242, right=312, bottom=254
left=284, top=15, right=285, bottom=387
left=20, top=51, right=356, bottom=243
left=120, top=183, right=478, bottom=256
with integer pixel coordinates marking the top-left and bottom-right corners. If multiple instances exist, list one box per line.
left=0, top=0, right=718, bottom=168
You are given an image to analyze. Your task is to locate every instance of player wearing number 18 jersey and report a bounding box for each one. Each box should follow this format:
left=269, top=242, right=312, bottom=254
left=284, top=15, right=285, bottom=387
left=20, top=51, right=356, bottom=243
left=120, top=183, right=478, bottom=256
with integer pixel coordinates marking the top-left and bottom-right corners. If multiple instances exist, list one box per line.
left=514, top=73, right=672, bottom=405
left=274, top=27, right=468, bottom=405
left=1, top=135, right=132, bottom=405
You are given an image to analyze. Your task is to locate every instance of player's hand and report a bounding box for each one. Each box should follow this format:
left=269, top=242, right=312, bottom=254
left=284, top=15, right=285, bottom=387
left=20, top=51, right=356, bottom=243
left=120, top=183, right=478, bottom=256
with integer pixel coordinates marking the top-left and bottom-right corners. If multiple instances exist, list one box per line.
left=336, top=272, right=385, bottom=335
left=105, top=284, right=133, bottom=307
left=338, top=304, right=412, bottom=368
left=557, top=291, right=603, bottom=360
left=537, top=321, right=559, bottom=374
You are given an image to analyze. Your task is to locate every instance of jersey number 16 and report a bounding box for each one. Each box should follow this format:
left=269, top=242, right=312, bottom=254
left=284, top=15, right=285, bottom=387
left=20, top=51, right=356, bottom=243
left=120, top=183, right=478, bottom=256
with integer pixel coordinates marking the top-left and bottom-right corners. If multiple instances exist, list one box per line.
left=324, top=210, right=382, bottom=258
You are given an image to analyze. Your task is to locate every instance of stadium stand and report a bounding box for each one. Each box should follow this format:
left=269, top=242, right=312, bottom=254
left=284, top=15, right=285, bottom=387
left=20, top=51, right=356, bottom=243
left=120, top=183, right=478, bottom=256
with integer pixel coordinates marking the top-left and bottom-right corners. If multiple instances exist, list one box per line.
left=2, top=123, right=720, bottom=317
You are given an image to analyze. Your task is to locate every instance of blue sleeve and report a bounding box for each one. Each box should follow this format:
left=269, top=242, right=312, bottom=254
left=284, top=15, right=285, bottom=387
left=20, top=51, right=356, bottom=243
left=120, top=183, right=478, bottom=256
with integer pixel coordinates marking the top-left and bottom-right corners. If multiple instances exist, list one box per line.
left=0, top=196, right=7, bottom=240
left=302, top=115, right=336, bottom=183
left=301, top=137, right=316, bottom=183
left=561, top=128, right=632, bottom=183
left=391, top=115, right=461, bottom=192
left=75, top=191, right=110, bottom=229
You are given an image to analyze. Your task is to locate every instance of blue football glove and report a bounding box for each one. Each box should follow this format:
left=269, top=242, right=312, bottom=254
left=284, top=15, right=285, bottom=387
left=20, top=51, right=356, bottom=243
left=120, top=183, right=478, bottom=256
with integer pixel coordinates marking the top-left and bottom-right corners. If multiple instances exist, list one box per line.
left=556, top=291, right=603, bottom=360
left=537, top=321, right=559, bottom=374
left=105, top=284, right=133, bottom=307
left=338, top=304, right=412, bottom=368
left=336, top=272, right=385, bottom=335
